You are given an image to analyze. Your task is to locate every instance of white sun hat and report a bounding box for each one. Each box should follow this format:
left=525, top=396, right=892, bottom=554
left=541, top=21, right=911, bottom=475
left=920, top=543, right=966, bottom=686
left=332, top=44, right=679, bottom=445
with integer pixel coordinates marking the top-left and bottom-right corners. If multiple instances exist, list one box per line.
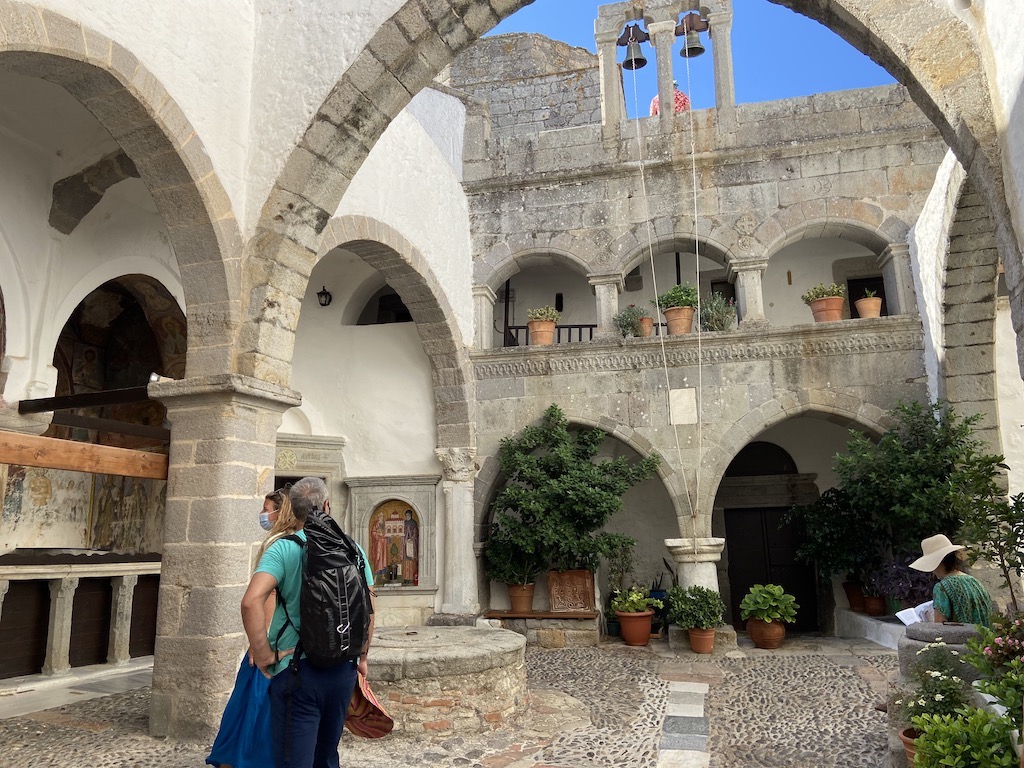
left=908, top=534, right=965, bottom=572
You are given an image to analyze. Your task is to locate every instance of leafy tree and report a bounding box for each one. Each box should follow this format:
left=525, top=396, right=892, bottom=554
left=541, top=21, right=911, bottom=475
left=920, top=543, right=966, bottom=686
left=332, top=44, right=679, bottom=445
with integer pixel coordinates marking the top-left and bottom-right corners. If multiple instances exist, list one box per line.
left=960, top=493, right=1024, bottom=612
left=488, top=404, right=661, bottom=572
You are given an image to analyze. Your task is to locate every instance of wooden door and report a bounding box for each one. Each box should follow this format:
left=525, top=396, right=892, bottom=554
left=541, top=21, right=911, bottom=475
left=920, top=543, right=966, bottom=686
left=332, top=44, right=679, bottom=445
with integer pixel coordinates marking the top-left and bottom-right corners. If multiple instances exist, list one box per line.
left=0, top=580, right=50, bottom=678
left=70, top=577, right=113, bottom=667
left=725, top=507, right=819, bottom=632
left=129, top=574, right=160, bottom=657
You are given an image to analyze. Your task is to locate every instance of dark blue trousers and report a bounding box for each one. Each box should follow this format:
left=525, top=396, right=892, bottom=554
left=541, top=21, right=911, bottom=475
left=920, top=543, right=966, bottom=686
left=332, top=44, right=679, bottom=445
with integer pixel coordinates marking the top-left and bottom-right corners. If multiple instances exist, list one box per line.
left=268, top=658, right=358, bottom=768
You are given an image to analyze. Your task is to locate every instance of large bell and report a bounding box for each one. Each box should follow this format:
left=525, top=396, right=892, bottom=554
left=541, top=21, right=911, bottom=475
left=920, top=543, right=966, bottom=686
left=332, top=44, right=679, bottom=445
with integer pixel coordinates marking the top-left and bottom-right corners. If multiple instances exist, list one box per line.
left=679, top=31, right=705, bottom=58
left=622, top=40, right=647, bottom=70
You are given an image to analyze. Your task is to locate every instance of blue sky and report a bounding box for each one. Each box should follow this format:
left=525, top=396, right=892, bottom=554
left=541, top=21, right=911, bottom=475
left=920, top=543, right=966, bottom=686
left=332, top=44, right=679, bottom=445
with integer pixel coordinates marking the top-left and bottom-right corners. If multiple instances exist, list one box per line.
left=488, top=1, right=895, bottom=116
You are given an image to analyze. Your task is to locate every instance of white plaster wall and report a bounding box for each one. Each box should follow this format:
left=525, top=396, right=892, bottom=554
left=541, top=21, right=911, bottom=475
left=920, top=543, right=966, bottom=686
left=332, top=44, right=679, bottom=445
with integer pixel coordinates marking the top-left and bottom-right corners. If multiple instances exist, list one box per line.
left=996, top=299, right=1024, bottom=493
left=762, top=238, right=877, bottom=327
left=33, top=1, right=254, bottom=229
left=247, top=0, right=408, bottom=234
left=287, top=252, right=438, bottom=476
left=909, top=150, right=965, bottom=402
left=336, top=94, right=474, bottom=345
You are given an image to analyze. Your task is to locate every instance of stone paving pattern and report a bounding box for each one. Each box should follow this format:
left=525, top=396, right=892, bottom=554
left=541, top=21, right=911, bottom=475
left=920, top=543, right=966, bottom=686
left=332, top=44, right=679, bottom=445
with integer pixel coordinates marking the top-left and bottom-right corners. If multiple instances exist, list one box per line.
left=0, top=636, right=896, bottom=768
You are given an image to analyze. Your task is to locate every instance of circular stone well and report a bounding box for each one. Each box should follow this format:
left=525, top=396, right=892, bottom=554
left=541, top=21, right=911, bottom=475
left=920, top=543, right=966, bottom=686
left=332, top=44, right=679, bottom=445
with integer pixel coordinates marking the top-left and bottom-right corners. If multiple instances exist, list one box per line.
left=367, top=626, right=527, bottom=735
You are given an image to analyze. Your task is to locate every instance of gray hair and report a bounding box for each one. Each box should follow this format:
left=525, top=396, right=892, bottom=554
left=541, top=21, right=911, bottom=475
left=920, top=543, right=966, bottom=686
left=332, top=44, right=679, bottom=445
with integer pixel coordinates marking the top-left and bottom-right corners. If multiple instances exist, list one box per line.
left=289, top=476, right=328, bottom=522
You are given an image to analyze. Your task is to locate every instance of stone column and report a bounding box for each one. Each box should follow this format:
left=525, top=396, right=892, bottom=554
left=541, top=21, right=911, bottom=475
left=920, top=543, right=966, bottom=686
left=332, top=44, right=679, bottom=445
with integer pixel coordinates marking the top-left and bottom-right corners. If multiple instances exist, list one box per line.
left=42, top=577, right=79, bottom=676
left=648, top=20, right=678, bottom=132
left=108, top=574, right=139, bottom=666
left=435, top=447, right=479, bottom=616
left=0, top=579, right=9, bottom=624
left=595, top=29, right=625, bottom=136
left=589, top=274, right=624, bottom=340
left=730, top=259, right=768, bottom=324
left=879, top=243, right=916, bottom=316
left=706, top=9, right=736, bottom=132
left=472, top=285, right=497, bottom=350
left=147, top=374, right=301, bottom=741
left=665, top=538, right=726, bottom=591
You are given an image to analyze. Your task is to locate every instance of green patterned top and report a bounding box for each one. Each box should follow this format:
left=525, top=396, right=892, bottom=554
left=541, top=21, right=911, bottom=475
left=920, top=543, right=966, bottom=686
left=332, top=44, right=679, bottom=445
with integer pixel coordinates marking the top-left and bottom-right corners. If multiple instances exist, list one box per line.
left=933, top=573, right=992, bottom=627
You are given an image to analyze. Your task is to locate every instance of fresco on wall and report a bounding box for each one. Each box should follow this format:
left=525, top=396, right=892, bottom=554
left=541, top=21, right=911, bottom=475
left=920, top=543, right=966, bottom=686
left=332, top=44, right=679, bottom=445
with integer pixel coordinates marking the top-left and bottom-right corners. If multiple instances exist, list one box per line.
left=368, top=500, right=420, bottom=586
left=0, top=464, right=165, bottom=555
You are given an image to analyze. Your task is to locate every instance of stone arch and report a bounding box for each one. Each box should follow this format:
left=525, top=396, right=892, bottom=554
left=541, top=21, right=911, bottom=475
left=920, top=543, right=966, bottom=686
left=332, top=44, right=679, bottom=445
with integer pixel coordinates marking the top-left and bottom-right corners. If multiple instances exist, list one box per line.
left=0, top=219, right=28, bottom=367
left=473, top=410, right=685, bottom=535
left=0, top=6, right=240, bottom=377
left=245, top=0, right=1014, bottom=385
left=319, top=215, right=474, bottom=448
left=758, top=205, right=905, bottom=260
left=475, top=232, right=595, bottom=292
left=617, top=227, right=737, bottom=279
left=941, top=177, right=1001, bottom=453
left=697, top=391, right=889, bottom=537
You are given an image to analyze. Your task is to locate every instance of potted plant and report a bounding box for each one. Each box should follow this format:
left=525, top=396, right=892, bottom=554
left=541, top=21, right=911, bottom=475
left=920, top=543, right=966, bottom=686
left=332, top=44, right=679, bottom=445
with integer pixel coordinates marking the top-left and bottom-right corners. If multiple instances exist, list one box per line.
left=801, top=282, right=846, bottom=322
left=653, top=283, right=699, bottom=335
left=892, top=640, right=972, bottom=762
left=483, top=524, right=546, bottom=613
left=666, top=584, right=726, bottom=654
left=613, top=304, right=653, bottom=338
left=854, top=288, right=882, bottom=318
left=603, top=534, right=636, bottom=636
left=698, top=291, right=736, bottom=332
left=611, top=586, right=664, bottom=647
left=490, top=404, right=660, bottom=612
left=739, top=583, right=798, bottom=649
left=526, top=305, right=560, bottom=346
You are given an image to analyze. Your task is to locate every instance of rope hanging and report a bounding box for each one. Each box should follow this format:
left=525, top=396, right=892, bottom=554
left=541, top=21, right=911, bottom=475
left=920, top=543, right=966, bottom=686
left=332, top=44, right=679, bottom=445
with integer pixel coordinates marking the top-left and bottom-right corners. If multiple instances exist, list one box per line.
left=625, top=26, right=705, bottom=558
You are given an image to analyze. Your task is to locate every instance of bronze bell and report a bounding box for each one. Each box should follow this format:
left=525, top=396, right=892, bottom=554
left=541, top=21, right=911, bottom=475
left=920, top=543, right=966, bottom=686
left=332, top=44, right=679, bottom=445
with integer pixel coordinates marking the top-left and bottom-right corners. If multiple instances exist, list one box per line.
left=679, top=30, right=705, bottom=58
left=622, top=40, right=647, bottom=70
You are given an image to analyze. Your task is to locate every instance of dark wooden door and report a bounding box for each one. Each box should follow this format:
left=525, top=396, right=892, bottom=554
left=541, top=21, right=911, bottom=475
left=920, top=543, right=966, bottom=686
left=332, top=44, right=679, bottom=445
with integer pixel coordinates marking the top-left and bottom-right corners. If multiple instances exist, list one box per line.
left=0, top=580, right=50, bottom=678
left=725, top=507, right=819, bottom=632
left=70, top=578, right=113, bottom=667
left=129, top=574, right=160, bottom=657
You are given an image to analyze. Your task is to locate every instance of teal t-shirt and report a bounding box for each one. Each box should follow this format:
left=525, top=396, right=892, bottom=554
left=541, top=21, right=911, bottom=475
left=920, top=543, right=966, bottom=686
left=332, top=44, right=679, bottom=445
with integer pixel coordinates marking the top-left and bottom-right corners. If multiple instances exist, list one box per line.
left=255, top=531, right=374, bottom=676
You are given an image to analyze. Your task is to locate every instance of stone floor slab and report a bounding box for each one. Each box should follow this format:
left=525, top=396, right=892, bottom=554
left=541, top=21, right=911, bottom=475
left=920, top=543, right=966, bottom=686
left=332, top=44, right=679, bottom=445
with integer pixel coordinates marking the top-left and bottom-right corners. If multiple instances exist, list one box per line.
left=657, top=749, right=711, bottom=767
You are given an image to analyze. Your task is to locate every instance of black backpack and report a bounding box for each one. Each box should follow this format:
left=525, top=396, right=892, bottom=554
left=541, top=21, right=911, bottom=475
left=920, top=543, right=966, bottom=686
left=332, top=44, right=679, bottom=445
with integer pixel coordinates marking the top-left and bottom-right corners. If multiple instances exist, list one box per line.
left=274, top=508, right=373, bottom=667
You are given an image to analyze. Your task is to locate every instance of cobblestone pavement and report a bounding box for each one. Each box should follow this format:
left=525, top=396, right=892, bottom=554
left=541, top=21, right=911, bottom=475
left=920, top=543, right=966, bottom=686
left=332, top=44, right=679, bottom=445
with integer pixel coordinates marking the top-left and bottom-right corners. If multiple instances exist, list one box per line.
left=0, top=635, right=896, bottom=768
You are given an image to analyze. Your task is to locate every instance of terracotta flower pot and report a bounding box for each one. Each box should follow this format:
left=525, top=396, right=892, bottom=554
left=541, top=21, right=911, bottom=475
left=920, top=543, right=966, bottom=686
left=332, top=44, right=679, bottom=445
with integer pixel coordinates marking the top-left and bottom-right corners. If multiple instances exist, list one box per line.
left=898, top=726, right=919, bottom=763
left=507, top=583, right=535, bottom=613
left=808, top=296, right=844, bottom=322
left=842, top=581, right=866, bottom=613
left=863, top=595, right=886, bottom=616
left=616, top=610, right=654, bottom=646
left=687, top=628, right=715, bottom=654
left=854, top=296, right=882, bottom=318
left=662, top=306, right=695, bottom=335
left=527, top=319, right=556, bottom=345
left=746, top=617, right=786, bottom=649
left=638, top=316, right=654, bottom=337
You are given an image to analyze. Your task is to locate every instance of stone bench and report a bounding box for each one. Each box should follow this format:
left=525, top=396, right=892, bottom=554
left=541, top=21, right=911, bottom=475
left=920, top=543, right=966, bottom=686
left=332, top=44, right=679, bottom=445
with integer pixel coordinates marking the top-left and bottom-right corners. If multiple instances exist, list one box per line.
left=482, top=610, right=600, bottom=648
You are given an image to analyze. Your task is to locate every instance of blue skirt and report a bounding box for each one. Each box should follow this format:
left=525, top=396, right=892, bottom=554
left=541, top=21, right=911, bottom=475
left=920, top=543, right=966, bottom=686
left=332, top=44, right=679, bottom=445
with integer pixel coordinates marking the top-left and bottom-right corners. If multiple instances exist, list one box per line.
left=207, top=656, right=275, bottom=768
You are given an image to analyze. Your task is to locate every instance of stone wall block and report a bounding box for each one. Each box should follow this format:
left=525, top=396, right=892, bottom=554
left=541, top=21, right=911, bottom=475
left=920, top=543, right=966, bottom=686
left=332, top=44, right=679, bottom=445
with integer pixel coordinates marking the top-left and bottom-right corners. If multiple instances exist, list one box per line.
left=41, top=10, right=86, bottom=57
left=0, top=2, right=47, bottom=43
left=888, top=165, right=939, bottom=195
left=945, top=263, right=998, bottom=287
left=945, top=345, right=996, bottom=376
left=436, top=421, right=474, bottom=448
left=179, top=585, right=248, bottom=636
left=944, top=320, right=990, bottom=349
left=155, top=583, right=187, bottom=637
left=167, top=462, right=259, bottom=501
left=943, top=373, right=997, bottom=404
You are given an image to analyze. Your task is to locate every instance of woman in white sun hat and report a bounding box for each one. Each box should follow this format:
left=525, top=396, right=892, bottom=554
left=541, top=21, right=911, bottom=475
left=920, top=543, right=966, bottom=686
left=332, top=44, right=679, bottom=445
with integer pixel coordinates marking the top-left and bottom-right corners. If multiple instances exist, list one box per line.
left=909, top=534, right=992, bottom=627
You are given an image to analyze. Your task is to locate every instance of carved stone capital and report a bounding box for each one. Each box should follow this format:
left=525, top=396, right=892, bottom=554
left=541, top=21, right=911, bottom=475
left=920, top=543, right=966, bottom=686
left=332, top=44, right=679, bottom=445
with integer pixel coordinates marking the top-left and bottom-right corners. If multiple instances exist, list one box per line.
left=665, top=538, right=726, bottom=564
left=435, top=447, right=478, bottom=482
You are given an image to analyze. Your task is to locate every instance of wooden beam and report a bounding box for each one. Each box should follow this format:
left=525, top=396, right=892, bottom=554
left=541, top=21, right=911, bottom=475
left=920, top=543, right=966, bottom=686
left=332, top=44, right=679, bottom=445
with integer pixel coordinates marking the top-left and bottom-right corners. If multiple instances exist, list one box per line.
left=18, top=386, right=150, bottom=414
left=0, top=430, right=167, bottom=479
left=50, top=412, right=169, bottom=441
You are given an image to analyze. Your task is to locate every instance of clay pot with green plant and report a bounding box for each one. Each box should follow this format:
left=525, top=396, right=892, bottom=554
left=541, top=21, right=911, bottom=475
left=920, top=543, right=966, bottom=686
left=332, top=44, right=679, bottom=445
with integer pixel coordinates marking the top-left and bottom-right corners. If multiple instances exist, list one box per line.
left=666, top=584, right=726, bottom=654
left=854, top=288, right=882, bottom=318
left=611, top=586, right=664, bottom=647
left=526, top=305, right=560, bottom=346
left=653, top=283, right=699, bottom=335
left=801, top=282, right=846, bottom=322
left=613, top=304, right=653, bottom=338
left=739, top=583, right=798, bottom=649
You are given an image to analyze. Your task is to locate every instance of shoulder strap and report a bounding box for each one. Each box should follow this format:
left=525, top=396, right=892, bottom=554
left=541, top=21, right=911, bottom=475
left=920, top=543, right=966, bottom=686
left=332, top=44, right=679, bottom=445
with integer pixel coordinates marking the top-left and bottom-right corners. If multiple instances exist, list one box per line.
left=272, top=533, right=306, bottom=662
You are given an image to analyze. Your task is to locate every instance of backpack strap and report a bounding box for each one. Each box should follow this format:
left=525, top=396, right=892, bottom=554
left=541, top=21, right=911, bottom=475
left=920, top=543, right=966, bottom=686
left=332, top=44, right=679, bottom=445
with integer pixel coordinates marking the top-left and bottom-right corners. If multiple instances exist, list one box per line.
left=272, top=534, right=305, bottom=664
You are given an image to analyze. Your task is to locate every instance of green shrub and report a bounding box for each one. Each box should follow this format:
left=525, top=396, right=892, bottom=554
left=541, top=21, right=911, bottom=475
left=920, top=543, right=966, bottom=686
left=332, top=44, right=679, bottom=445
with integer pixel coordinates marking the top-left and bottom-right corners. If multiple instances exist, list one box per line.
left=800, top=282, right=845, bottom=303
left=654, top=283, right=699, bottom=310
left=699, top=291, right=736, bottom=331
left=738, top=583, right=798, bottom=624
left=611, top=586, right=663, bottom=613
left=526, top=305, right=560, bottom=322
left=666, top=585, right=725, bottom=629
left=912, top=707, right=1016, bottom=767
left=894, top=641, right=971, bottom=724
left=613, top=304, right=651, bottom=337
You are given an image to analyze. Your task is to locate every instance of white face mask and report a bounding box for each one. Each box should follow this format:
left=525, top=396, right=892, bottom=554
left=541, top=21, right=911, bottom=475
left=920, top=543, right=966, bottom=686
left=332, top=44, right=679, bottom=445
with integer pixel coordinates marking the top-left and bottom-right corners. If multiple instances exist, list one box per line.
left=259, top=512, right=273, bottom=531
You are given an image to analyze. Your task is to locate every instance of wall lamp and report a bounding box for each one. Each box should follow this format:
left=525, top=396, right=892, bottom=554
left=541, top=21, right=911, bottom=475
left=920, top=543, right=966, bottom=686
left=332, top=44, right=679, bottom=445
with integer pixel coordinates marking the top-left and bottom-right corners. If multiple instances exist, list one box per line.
left=316, top=286, right=333, bottom=307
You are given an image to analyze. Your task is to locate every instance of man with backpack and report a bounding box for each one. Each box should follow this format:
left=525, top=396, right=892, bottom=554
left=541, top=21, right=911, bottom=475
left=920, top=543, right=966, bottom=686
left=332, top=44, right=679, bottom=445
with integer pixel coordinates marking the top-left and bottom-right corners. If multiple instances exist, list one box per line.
left=241, top=476, right=375, bottom=768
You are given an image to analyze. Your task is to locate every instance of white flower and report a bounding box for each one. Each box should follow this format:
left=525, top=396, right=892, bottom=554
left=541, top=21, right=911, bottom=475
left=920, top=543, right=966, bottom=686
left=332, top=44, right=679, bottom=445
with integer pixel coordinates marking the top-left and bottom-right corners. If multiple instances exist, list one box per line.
left=927, top=670, right=942, bottom=678
left=934, top=694, right=944, bottom=701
